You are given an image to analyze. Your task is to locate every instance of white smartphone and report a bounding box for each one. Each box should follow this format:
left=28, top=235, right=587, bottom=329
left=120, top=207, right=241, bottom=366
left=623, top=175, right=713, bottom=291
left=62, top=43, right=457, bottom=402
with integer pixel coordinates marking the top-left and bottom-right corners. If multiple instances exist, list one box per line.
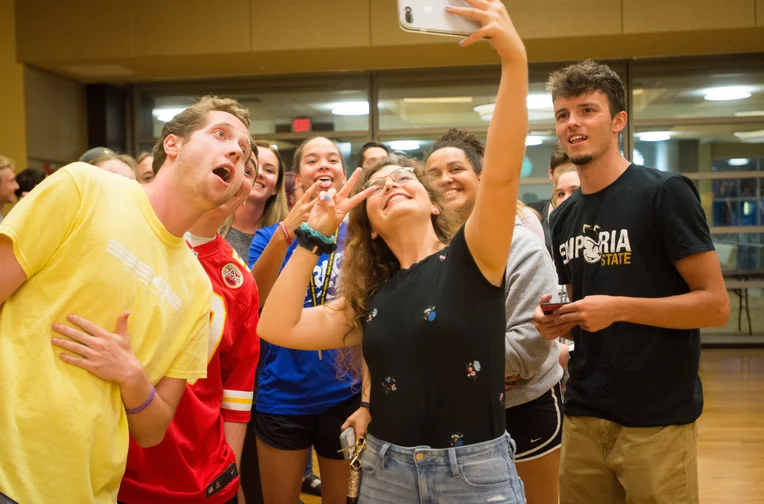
left=398, top=0, right=481, bottom=38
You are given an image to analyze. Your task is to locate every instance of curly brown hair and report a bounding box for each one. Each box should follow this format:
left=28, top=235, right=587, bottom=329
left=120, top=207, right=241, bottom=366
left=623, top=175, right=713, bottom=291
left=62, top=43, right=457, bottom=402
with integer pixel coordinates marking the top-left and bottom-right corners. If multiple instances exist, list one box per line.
left=335, top=154, right=460, bottom=379
left=431, top=128, right=485, bottom=174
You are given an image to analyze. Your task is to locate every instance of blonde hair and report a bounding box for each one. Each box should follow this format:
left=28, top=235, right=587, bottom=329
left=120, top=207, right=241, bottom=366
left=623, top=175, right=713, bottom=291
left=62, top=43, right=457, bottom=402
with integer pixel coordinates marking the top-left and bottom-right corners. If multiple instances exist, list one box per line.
left=0, top=155, right=16, bottom=172
left=517, top=200, right=540, bottom=220
left=255, top=140, right=289, bottom=228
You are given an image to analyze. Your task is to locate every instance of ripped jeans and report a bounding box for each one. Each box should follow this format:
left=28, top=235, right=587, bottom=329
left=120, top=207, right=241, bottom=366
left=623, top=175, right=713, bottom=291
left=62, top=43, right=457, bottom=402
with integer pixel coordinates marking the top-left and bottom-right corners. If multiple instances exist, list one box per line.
left=358, top=432, right=526, bottom=504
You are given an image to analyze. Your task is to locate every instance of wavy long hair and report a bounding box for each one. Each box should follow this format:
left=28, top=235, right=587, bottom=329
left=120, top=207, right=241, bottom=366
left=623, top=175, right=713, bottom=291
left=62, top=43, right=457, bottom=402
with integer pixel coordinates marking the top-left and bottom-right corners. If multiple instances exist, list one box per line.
left=335, top=155, right=460, bottom=379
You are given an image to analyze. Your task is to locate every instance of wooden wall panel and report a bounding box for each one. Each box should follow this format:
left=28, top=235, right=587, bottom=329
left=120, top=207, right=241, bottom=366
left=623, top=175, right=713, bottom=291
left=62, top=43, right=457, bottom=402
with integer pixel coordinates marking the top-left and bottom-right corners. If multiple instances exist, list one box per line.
left=623, top=0, right=755, bottom=33
left=16, top=0, right=132, bottom=61
left=507, top=0, right=621, bottom=39
left=251, top=0, right=371, bottom=51
left=134, top=0, right=250, bottom=56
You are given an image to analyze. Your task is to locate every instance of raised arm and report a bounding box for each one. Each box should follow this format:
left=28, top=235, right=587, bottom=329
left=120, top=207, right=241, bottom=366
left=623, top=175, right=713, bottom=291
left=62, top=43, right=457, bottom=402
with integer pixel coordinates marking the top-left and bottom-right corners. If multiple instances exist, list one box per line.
left=251, top=183, right=320, bottom=307
left=257, top=168, right=376, bottom=350
left=449, top=0, right=528, bottom=286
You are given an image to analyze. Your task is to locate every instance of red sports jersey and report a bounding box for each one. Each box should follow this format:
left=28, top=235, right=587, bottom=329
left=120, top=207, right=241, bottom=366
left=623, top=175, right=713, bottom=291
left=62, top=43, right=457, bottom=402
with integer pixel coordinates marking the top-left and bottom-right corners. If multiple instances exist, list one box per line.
left=119, top=235, right=260, bottom=504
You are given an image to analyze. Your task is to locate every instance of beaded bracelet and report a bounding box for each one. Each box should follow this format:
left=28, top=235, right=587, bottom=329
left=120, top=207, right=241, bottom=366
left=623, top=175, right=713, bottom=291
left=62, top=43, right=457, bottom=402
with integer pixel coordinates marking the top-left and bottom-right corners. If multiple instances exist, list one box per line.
left=278, top=221, right=293, bottom=245
left=125, top=386, right=156, bottom=415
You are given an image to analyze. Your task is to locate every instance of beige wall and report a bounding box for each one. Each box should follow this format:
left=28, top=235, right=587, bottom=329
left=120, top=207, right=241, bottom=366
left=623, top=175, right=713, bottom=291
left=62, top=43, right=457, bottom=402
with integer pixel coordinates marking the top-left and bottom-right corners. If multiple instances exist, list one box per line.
left=24, top=67, right=88, bottom=167
left=1, top=0, right=27, bottom=168
left=15, top=0, right=764, bottom=83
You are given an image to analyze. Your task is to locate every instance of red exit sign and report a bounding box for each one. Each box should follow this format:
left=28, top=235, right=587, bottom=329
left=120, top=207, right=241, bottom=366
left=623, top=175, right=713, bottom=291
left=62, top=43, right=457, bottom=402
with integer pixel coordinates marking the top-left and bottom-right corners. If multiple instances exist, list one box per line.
left=292, top=118, right=312, bottom=133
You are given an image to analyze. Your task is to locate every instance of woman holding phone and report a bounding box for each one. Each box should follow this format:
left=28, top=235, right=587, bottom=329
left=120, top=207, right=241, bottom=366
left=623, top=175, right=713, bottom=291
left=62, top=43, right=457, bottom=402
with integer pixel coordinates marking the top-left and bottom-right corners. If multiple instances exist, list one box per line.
left=425, top=128, right=563, bottom=504
left=257, top=1, right=529, bottom=502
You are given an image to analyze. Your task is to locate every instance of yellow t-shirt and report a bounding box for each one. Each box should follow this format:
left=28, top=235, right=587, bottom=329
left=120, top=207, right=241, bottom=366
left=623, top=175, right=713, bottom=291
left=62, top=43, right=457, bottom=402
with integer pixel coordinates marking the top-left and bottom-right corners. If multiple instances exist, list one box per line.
left=0, top=163, right=212, bottom=504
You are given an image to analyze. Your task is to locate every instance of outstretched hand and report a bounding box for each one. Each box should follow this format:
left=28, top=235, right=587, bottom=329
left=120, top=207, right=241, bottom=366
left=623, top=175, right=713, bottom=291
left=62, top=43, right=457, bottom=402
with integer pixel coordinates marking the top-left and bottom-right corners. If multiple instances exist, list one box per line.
left=446, top=0, right=525, bottom=62
left=307, top=167, right=376, bottom=236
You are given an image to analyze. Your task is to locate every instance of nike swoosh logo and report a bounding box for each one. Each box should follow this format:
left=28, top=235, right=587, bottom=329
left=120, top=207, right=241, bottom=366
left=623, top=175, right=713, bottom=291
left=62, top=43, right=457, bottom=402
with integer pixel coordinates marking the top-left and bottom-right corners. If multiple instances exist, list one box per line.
left=530, top=437, right=542, bottom=443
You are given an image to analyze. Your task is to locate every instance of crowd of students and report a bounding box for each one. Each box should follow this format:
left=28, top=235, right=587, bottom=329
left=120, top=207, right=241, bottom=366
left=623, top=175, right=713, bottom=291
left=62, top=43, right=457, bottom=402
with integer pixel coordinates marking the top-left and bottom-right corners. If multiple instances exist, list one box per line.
left=0, top=1, right=730, bottom=503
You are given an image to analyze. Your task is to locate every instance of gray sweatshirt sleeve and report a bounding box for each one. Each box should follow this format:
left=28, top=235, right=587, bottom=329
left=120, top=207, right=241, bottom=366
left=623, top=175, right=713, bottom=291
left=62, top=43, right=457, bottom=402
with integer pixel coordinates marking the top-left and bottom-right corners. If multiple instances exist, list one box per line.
left=504, top=224, right=560, bottom=380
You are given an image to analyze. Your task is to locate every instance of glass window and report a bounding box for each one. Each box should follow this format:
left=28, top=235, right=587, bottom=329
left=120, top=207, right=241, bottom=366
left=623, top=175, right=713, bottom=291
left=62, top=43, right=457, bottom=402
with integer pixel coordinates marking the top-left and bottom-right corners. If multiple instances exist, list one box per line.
left=375, top=63, right=613, bottom=133
left=633, top=125, right=764, bottom=174
left=135, top=74, right=370, bottom=144
left=713, top=233, right=764, bottom=272
left=631, top=57, right=764, bottom=123
left=376, top=68, right=500, bottom=131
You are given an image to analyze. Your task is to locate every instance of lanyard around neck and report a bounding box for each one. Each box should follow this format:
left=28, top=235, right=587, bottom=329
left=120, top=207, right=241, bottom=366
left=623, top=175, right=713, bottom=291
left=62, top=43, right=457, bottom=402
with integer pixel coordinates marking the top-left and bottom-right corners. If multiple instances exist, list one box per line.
left=308, top=229, right=339, bottom=307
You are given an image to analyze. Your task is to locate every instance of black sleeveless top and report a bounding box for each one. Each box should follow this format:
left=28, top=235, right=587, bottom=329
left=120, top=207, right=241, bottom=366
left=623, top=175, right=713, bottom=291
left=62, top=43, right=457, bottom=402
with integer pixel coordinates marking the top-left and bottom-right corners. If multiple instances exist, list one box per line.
left=362, top=226, right=507, bottom=448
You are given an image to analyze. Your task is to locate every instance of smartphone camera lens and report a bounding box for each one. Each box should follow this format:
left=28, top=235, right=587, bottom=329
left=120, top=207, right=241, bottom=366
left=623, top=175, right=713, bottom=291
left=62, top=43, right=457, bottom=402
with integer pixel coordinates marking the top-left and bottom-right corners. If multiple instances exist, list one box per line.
left=405, top=6, right=413, bottom=23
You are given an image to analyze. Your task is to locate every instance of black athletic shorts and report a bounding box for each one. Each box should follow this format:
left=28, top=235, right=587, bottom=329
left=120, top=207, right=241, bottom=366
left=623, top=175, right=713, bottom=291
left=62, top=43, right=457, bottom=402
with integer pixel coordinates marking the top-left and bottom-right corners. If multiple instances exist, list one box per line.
left=253, top=393, right=361, bottom=460
left=505, top=382, right=563, bottom=461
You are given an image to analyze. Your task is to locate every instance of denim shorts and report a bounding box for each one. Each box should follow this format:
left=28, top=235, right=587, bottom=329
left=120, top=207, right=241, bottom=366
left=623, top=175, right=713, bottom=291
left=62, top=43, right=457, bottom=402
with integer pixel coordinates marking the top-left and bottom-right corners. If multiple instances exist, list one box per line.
left=358, top=432, right=526, bottom=504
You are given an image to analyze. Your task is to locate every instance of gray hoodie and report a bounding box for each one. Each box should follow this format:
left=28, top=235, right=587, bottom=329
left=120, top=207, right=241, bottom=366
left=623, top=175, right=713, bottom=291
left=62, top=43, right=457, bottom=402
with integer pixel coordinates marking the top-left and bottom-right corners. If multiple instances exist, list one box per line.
left=504, top=218, right=563, bottom=408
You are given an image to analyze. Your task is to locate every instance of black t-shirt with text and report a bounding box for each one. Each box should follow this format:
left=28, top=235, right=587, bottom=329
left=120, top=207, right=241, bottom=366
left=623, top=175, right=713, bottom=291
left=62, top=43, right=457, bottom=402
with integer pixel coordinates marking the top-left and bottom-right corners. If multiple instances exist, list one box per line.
left=363, top=226, right=506, bottom=448
left=550, top=164, right=714, bottom=427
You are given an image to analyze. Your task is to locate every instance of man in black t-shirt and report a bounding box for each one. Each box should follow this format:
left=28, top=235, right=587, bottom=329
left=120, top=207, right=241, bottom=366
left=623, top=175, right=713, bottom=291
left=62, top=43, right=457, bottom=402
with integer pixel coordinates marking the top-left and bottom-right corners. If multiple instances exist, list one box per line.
left=533, top=60, right=730, bottom=504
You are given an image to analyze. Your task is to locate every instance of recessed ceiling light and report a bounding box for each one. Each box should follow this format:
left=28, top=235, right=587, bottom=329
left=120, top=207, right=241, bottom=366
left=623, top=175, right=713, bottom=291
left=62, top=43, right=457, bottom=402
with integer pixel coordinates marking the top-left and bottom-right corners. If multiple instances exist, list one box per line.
left=403, top=97, right=473, bottom=104
left=703, top=87, right=751, bottom=101
left=473, top=103, right=495, bottom=122
left=331, top=102, right=369, bottom=116
left=527, top=93, right=553, bottom=110
left=639, top=131, right=672, bottom=142
left=389, top=140, right=421, bottom=151
left=728, top=158, right=749, bottom=166
left=525, top=136, right=544, bottom=146
left=473, top=103, right=495, bottom=114
left=734, top=129, right=764, bottom=142
left=152, top=107, right=187, bottom=122
left=734, top=110, right=764, bottom=117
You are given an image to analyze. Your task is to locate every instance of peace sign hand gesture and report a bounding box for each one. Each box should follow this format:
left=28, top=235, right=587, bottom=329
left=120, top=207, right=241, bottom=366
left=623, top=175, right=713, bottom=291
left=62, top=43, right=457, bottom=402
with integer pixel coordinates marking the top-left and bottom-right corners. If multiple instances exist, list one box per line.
left=307, top=168, right=376, bottom=237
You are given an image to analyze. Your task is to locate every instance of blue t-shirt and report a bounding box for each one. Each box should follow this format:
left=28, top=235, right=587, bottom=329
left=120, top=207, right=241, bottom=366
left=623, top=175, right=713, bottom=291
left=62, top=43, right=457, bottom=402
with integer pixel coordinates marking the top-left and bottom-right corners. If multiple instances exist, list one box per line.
left=249, top=222, right=359, bottom=415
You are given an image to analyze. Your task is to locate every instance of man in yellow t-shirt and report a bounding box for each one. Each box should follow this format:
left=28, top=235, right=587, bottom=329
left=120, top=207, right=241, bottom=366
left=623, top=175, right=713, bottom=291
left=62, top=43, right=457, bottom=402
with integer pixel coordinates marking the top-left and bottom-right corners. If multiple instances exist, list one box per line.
left=0, top=96, right=254, bottom=504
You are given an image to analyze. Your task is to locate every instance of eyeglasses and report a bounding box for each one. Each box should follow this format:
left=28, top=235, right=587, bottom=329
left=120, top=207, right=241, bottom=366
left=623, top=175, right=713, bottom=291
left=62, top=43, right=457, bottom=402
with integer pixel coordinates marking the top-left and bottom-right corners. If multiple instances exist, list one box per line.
left=363, top=167, right=416, bottom=196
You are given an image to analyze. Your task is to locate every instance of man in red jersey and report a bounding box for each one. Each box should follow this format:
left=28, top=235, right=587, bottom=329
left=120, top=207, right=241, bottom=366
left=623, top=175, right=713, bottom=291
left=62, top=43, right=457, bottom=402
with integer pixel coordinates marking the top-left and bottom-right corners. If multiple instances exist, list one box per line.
left=119, top=151, right=261, bottom=504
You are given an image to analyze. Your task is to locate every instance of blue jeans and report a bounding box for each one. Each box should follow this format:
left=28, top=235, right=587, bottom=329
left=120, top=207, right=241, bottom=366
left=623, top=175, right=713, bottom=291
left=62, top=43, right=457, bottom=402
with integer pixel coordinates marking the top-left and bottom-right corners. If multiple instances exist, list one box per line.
left=358, top=432, right=526, bottom=504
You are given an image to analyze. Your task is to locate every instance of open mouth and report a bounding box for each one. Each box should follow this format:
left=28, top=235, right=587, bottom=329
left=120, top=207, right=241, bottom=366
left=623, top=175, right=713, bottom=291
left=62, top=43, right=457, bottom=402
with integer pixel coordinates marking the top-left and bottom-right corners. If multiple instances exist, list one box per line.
left=316, top=176, right=334, bottom=188
left=569, top=135, right=588, bottom=144
left=384, top=193, right=411, bottom=209
left=213, top=166, right=232, bottom=183
left=254, top=181, right=265, bottom=189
